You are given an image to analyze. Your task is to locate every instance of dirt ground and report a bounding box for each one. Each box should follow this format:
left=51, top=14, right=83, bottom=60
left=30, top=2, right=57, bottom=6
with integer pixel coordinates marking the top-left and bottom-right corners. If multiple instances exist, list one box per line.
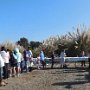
left=1, top=63, right=90, bottom=90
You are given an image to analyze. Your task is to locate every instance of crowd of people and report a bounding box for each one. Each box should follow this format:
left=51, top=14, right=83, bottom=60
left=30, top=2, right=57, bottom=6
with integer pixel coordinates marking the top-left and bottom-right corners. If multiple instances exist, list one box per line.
left=0, top=46, right=46, bottom=87
left=1, top=46, right=90, bottom=87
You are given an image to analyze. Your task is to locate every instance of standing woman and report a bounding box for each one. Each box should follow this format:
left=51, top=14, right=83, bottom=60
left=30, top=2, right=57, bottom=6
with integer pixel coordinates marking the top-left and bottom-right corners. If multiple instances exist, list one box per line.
left=37, top=55, right=40, bottom=69
left=13, top=48, right=22, bottom=77
left=9, top=50, right=17, bottom=77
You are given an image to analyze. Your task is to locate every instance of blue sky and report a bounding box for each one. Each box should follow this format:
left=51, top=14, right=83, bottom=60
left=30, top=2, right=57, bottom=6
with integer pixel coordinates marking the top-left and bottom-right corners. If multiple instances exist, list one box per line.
left=0, top=0, right=90, bottom=43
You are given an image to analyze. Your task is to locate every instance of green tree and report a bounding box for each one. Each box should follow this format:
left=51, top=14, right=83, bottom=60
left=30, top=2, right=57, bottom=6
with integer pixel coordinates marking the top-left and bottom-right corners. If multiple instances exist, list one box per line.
left=30, top=41, right=42, bottom=49
left=17, top=37, right=29, bottom=49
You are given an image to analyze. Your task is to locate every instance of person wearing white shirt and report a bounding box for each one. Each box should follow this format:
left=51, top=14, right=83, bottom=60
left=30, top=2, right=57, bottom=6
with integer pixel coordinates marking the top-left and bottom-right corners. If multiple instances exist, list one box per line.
left=0, top=46, right=10, bottom=83
left=37, top=56, right=41, bottom=69
left=0, top=54, right=6, bottom=86
left=26, top=47, right=33, bottom=72
left=81, top=51, right=86, bottom=67
left=60, top=49, right=66, bottom=68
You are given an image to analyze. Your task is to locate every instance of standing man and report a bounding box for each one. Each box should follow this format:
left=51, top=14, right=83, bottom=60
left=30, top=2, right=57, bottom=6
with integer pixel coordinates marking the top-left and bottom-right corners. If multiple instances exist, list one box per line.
left=0, top=46, right=10, bottom=84
left=51, top=52, right=55, bottom=69
left=23, top=49, right=27, bottom=72
left=87, top=50, right=90, bottom=68
left=26, top=47, right=33, bottom=72
left=0, top=53, right=6, bottom=86
left=60, top=49, right=66, bottom=68
left=40, top=51, right=46, bottom=69
left=81, top=51, right=86, bottom=67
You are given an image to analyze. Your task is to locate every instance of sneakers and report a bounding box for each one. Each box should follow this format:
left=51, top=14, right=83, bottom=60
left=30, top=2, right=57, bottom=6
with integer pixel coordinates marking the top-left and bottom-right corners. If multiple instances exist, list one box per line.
left=4, top=81, right=8, bottom=84
left=0, top=82, right=6, bottom=86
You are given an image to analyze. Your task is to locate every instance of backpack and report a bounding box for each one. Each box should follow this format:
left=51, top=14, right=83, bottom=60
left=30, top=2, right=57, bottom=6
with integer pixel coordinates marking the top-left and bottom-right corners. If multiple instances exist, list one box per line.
left=10, top=53, right=17, bottom=64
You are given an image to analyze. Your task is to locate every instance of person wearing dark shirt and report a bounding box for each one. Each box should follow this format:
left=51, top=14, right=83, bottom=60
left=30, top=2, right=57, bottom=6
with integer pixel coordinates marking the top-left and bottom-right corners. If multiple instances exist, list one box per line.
left=51, top=52, right=55, bottom=69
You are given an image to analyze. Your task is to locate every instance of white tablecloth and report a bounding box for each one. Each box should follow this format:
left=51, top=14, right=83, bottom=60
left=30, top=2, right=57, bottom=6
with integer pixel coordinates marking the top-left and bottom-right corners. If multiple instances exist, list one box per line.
left=65, top=57, right=88, bottom=62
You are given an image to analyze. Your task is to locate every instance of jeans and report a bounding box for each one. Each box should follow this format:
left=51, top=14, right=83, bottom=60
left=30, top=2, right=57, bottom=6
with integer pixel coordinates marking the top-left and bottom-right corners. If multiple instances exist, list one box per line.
left=88, top=58, right=90, bottom=68
left=3, top=63, right=9, bottom=79
left=0, top=67, right=3, bottom=80
left=20, top=61, right=25, bottom=73
left=25, top=60, right=29, bottom=72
